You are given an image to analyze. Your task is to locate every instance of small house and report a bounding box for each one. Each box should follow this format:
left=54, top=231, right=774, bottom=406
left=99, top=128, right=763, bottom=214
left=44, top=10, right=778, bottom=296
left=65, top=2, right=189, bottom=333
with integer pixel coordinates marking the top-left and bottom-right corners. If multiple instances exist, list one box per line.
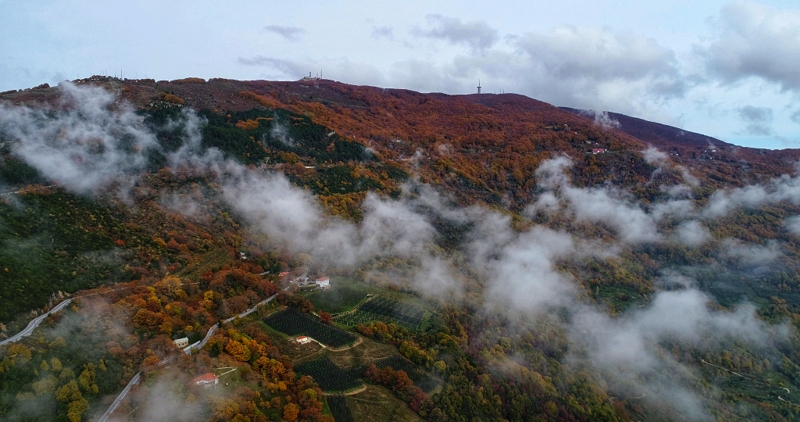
left=295, top=336, right=311, bottom=344
left=592, top=148, right=607, bottom=155
left=315, top=277, right=330, bottom=289
left=192, top=373, right=219, bottom=387
left=173, top=337, right=189, bottom=348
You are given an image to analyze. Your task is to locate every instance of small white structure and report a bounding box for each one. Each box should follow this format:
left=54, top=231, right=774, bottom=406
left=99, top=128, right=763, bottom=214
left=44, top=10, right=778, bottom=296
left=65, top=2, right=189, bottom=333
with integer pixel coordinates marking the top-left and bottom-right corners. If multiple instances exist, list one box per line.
left=192, top=373, right=219, bottom=387
left=315, top=277, right=330, bottom=289
left=173, top=337, right=189, bottom=348
left=295, top=335, right=311, bottom=344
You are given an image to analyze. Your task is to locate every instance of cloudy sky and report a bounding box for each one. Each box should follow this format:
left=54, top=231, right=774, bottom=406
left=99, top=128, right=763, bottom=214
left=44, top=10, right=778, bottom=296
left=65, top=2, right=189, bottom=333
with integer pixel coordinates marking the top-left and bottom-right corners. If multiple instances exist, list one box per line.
left=2, top=0, right=799, bottom=149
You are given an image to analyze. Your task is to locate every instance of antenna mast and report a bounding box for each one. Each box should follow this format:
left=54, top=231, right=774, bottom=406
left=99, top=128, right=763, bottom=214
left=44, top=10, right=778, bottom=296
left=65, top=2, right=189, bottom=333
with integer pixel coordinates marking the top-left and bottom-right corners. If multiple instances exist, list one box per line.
left=477, top=80, right=482, bottom=94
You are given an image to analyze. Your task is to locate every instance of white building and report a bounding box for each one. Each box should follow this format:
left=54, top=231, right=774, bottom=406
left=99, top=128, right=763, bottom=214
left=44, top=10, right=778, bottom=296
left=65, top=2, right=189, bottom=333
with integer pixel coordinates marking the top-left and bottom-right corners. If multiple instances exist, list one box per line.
left=192, top=373, right=219, bottom=386
left=173, top=337, right=189, bottom=348
left=315, top=277, right=330, bottom=289
left=295, top=336, right=311, bottom=344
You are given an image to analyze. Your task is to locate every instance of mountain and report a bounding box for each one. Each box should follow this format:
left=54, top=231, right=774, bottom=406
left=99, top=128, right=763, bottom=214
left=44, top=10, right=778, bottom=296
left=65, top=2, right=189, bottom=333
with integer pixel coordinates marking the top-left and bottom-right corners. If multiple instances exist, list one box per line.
left=0, top=78, right=799, bottom=422
left=562, top=106, right=800, bottom=177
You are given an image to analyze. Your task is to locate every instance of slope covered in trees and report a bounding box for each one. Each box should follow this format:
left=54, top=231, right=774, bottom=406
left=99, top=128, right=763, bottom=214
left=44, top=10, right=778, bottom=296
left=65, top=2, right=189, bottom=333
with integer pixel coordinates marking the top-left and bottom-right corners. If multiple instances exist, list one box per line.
left=0, top=78, right=799, bottom=421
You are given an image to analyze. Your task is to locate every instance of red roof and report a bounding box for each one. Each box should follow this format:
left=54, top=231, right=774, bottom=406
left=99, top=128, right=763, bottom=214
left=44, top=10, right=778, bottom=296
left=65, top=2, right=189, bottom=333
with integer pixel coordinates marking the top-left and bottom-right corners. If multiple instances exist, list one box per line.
left=316, top=277, right=329, bottom=282
left=279, top=271, right=289, bottom=277
left=192, top=373, right=218, bottom=383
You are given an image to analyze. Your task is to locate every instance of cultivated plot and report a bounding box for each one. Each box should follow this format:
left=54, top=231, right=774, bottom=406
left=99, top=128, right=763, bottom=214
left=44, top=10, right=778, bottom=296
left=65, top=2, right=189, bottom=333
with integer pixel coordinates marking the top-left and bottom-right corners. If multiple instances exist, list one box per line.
left=264, top=308, right=356, bottom=348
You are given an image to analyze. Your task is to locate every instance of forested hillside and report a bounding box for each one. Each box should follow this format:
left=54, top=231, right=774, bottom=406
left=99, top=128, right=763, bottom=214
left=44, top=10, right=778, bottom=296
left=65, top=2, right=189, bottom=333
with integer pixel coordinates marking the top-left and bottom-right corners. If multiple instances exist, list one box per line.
left=0, top=78, right=799, bottom=421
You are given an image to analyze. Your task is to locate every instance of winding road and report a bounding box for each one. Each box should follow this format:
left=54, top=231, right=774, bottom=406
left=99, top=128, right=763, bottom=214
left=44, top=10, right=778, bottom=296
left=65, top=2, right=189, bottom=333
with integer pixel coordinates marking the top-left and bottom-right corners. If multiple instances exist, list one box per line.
left=98, top=287, right=288, bottom=421
left=0, top=298, right=73, bottom=346
left=97, top=371, right=141, bottom=422
left=183, top=287, right=287, bottom=354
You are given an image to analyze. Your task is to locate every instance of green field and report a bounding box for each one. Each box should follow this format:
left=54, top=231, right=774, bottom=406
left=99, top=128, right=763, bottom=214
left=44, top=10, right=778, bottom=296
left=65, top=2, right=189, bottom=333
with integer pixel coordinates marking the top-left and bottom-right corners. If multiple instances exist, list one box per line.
left=305, top=278, right=373, bottom=314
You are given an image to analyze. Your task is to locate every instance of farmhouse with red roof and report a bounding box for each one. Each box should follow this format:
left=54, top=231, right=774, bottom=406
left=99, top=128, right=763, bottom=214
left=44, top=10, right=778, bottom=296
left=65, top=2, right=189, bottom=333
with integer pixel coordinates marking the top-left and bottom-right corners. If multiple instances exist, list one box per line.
left=192, top=373, right=219, bottom=387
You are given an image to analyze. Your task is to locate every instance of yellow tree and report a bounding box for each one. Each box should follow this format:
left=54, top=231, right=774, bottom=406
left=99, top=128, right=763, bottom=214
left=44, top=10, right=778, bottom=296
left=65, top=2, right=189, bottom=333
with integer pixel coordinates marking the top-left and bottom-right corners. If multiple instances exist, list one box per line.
left=283, top=403, right=299, bottom=422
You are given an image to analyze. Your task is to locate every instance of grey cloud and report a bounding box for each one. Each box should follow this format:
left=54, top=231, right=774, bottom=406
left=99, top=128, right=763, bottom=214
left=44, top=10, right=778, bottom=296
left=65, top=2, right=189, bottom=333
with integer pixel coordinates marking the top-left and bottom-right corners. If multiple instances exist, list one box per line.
left=739, top=105, right=773, bottom=123
left=428, top=25, right=684, bottom=115
left=792, top=109, right=800, bottom=124
left=371, top=26, right=394, bottom=40
left=237, top=55, right=389, bottom=88
left=738, top=105, right=773, bottom=136
left=418, top=14, right=498, bottom=51
left=237, top=56, right=307, bottom=78
left=702, top=1, right=800, bottom=91
left=263, top=25, right=305, bottom=42
left=514, top=26, right=684, bottom=100
left=388, top=59, right=468, bottom=93
left=516, top=26, right=674, bottom=81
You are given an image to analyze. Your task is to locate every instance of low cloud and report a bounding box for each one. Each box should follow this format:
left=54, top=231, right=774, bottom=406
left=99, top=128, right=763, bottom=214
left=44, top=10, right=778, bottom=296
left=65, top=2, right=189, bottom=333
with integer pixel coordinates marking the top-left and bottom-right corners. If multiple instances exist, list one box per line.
left=263, top=25, right=305, bottom=42
left=673, top=220, right=712, bottom=247
left=643, top=146, right=668, bottom=164
left=785, top=215, right=800, bottom=235
left=720, top=238, right=782, bottom=266
left=474, top=218, right=578, bottom=313
left=702, top=173, right=800, bottom=218
left=269, top=117, right=295, bottom=147
left=570, top=285, right=772, bottom=419
left=579, top=109, right=620, bottom=129
left=0, top=82, right=159, bottom=194
left=2, top=82, right=793, bottom=420
left=528, top=156, right=662, bottom=244
left=123, top=371, right=206, bottom=422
